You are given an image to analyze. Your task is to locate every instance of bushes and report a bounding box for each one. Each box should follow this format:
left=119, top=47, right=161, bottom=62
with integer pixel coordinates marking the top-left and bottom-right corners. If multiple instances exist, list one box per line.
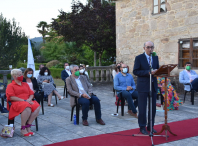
left=46, top=60, right=60, bottom=68
left=49, top=68, right=63, bottom=79
left=17, top=63, right=47, bottom=70
left=0, top=74, right=11, bottom=79
left=16, top=62, right=63, bottom=79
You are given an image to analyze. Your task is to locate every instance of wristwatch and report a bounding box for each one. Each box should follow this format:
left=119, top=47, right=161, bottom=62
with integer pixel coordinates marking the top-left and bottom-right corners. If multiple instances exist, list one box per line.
left=24, top=100, right=26, bottom=101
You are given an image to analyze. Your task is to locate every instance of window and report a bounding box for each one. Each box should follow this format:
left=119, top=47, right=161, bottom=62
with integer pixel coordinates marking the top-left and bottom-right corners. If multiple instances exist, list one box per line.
left=178, top=38, right=198, bottom=68
left=153, top=0, right=167, bottom=14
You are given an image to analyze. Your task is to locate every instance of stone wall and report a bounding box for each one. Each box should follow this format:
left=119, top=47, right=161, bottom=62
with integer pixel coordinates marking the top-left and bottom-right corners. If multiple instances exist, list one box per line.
left=116, top=0, right=198, bottom=75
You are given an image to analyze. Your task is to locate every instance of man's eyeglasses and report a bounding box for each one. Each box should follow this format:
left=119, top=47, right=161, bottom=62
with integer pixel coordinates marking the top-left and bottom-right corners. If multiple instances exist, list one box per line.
left=145, top=46, right=154, bottom=49
left=74, top=69, right=79, bottom=71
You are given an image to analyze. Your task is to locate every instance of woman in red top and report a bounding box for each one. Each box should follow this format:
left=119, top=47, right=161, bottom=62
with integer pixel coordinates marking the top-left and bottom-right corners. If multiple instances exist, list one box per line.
left=6, top=69, right=40, bottom=137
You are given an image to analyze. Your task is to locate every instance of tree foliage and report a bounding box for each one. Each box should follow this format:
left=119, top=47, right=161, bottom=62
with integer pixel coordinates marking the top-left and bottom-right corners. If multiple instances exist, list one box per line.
left=37, top=21, right=49, bottom=43
left=0, top=14, right=27, bottom=69
left=51, top=0, right=116, bottom=66
left=41, top=36, right=88, bottom=64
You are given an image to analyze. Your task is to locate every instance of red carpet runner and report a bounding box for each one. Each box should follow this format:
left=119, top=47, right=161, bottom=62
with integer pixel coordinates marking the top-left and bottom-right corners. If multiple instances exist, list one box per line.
left=45, top=118, right=198, bottom=146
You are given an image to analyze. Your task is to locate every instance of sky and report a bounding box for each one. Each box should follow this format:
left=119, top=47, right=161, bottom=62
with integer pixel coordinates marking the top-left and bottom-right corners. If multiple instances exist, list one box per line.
left=0, top=0, right=87, bottom=38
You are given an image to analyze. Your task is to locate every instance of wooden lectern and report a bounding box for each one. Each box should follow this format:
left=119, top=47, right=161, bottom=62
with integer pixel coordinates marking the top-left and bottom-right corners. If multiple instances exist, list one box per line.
left=154, top=64, right=178, bottom=140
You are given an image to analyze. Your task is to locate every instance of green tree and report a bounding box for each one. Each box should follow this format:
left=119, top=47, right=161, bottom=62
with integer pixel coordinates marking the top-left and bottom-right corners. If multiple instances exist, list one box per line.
left=41, top=36, right=87, bottom=64
left=18, top=41, right=41, bottom=63
left=36, top=21, right=49, bottom=43
left=0, top=14, right=27, bottom=69
left=52, top=0, right=116, bottom=66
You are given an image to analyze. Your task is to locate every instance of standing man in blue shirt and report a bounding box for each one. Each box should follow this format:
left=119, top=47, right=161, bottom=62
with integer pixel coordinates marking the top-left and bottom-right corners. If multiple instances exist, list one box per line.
left=114, top=63, right=138, bottom=118
left=133, top=41, right=159, bottom=135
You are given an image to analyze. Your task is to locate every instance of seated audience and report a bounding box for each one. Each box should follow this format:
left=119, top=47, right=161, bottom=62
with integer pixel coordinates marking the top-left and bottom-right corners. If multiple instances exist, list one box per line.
left=23, top=68, right=41, bottom=104
left=0, top=103, right=9, bottom=114
left=66, top=65, right=105, bottom=126
left=114, top=64, right=138, bottom=118
left=37, top=67, right=65, bottom=107
left=112, top=63, right=121, bottom=79
left=81, top=64, right=89, bottom=78
left=34, top=64, right=44, bottom=79
left=6, top=69, right=40, bottom=136
left=61, top=63, right=71, bottom=82
left=157, top=77, right=182, bottom=110
left=179, top=62, right=198, bottom=92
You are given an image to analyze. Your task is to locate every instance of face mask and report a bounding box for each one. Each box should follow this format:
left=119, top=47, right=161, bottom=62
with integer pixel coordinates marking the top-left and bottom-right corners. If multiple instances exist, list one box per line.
left=122, top=68, right=128, bottom=74
left=44, top=72, right=48, bottom=76
left=186, top=66, right=191, bottom=71
left=27, top=74, right=32, bottom=78
left=65, top=66, right=70, bottom=70
left=75, top=71, right=80, bottom=76
left=17, top=75, right=23, bottom=82
left=79, top=69, right=84, bottom=73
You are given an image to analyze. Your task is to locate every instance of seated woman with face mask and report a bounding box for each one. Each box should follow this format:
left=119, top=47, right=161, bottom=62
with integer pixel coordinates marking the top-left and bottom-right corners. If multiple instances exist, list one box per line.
left=6, top=69, right=40, bottom=137
left=37, top=67, right=65, bottom=107
left=23, top=68, right=41, bottom=104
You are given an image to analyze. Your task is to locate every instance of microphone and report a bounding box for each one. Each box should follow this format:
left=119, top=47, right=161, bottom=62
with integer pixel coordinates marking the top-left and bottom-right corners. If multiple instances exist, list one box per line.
left=151, top=52, right=157, bottom=56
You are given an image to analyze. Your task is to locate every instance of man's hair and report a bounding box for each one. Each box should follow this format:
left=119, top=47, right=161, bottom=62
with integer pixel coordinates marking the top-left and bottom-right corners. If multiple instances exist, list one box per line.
left=185, top=62, right=191, bottom=66
left=120, top=64, right=127, bottom=68
left=70, top=64, right=78, bottom=71
left=24, top=68, right=34, bottom=79
left=64, top=62, right=69, bottom=65
left=39, top=67, right=51, bottom=76
left=144, top=41, right=154, bottom=47
left=79, top=65, right=84, bottom=68
left=39, top=64, right=44, bottom=70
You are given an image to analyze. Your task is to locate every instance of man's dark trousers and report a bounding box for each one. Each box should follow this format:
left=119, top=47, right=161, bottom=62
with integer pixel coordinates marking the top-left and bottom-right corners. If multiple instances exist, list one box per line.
left=78, top=95, right=101, bottom=120
left=138, top=83, right=157, bottom=129
left=191, top=78, right=198, bottom=92
left=118, top=90, right=138, bottom=114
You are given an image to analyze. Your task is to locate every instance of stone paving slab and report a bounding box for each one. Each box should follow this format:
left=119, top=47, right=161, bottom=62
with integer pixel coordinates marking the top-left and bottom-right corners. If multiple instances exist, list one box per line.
left=0, top=82, right=198, bottom=146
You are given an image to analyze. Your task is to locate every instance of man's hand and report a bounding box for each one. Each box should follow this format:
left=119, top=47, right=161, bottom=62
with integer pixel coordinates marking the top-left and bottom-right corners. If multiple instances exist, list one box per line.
left=150, top=69, right=157, bottom=75
left=190, top=79, right=193, bottom=83
left=82, top=94, right=90, bottom=99
left=43, top=80, right=48, bottom=82
left=26, top=99, right=33, bottom=105
left=126, top=86, right=133, bottom=91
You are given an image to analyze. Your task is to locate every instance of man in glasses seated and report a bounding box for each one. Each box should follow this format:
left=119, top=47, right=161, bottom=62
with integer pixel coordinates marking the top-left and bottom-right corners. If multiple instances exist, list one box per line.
left=133, top=41, right=159, bottom=135
left=114, top=63, right=138, bottom=118
left=179, top=62, right=198, bottom=92
left=66, top=65, right=105, bottom=126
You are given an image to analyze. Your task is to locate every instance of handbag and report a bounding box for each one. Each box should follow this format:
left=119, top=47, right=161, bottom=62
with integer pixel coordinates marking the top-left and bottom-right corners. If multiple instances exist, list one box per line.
left=1, top=125, right=14, bottom=138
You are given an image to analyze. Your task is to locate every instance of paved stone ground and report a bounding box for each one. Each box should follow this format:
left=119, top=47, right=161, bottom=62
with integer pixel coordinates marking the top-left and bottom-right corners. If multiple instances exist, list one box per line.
left=0, top=83, right=198, bottom=146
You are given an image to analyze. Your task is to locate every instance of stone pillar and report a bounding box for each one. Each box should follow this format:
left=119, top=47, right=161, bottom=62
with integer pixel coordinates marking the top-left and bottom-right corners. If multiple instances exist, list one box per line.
left=3, top=73, right=8, bottom=85
left=89, top=69, right=94, bottom=82
left=95, top=70, right=100, bottom=82
left=101, top=69, right=105, bottom=82
left=106, top=69, right=110, bottom=82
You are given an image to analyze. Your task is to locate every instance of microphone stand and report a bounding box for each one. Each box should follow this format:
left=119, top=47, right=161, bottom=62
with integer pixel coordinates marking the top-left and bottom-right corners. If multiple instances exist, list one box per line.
left=132, top=53, right=166, bottom=146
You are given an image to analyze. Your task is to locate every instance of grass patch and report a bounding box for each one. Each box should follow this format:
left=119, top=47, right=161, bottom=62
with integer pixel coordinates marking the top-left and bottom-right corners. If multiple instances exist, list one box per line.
left=53, top=78, right=65, bottom=86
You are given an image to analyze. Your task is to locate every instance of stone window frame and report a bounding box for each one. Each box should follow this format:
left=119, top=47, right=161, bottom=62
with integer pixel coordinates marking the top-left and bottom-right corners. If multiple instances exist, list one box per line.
left=152, top=0, right=167, bottom=15
left=178, top=38, right=198, bottom=69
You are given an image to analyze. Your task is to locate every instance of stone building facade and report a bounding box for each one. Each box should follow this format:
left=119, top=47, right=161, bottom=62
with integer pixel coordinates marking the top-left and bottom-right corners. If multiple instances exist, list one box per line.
left=116, top=0, right=198, bottom=75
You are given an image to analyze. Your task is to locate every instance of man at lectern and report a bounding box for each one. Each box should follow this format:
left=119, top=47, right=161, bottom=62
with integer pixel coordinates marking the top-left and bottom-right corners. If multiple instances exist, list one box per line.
left=133, top=41, right=159, bottom=135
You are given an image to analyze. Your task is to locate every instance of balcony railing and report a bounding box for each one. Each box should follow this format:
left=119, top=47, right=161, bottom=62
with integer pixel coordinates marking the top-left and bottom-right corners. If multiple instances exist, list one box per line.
left=86, top=66, right=114, bottom=82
